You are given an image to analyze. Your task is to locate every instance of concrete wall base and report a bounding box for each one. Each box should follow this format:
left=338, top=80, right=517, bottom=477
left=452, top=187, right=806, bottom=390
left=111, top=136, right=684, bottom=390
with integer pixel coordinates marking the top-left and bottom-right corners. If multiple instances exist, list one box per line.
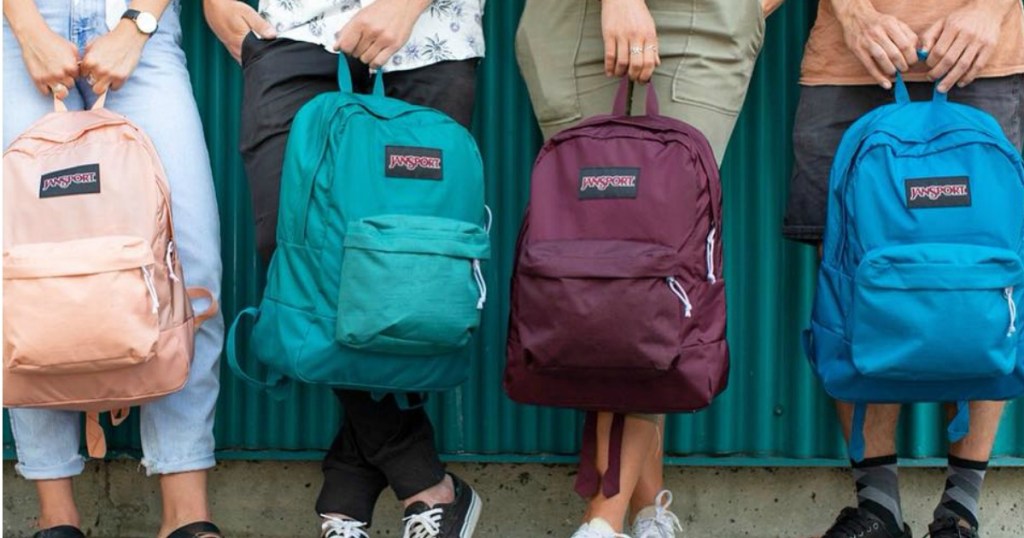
left=4, top=461, right=1023, bottom=537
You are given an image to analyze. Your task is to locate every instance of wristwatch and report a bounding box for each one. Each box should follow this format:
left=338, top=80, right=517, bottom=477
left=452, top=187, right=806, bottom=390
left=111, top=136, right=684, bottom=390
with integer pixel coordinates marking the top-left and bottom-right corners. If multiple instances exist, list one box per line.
left=121, top=9, right=159, bottom=35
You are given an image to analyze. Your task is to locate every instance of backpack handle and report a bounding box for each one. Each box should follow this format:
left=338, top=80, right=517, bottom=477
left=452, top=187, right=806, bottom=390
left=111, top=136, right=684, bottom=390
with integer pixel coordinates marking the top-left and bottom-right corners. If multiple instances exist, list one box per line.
left=612, top=78, right=660, bottom=117
left=51, top=92, right=107, bottom=113
left=893, top=50, right=948, bottom=105
left=337, top=55, right=386, bottom=97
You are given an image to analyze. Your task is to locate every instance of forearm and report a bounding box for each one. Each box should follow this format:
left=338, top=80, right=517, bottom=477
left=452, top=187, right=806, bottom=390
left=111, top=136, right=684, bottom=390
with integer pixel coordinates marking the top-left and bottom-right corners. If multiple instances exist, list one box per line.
left=4, top=0, right=48, bottom=43
left=831, top=0, right=874, bottom=20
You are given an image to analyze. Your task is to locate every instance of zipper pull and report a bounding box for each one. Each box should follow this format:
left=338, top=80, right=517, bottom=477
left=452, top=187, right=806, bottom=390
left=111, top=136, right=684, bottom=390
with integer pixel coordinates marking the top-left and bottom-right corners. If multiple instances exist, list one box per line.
left=472, top=259, right=487, bottom=310
left=666, top=277, right=693, bottom=318
left=705, top=227, right=717, bottom=284
left=166, top=241, right=181, bottom=283
left=141, top=265, right=160, bottom=314
left=1005, top=287, right=1016, bottom=337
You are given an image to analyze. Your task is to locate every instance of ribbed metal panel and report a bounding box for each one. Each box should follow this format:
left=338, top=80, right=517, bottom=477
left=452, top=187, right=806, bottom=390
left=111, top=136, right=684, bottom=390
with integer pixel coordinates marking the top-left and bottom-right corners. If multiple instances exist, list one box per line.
left=4, top=0, right=1023, bottom=464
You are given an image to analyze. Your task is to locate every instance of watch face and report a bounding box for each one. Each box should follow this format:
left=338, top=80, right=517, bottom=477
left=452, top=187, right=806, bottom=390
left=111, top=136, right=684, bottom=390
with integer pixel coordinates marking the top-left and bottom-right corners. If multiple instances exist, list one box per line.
left=136, top=12, right=157, bottom=34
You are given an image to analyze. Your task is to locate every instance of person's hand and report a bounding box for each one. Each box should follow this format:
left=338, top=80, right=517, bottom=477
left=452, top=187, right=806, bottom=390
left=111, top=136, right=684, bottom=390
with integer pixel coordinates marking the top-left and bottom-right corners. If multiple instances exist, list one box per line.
left=600, top=0, right=660, bottom=83
left=79, top=20, right=151, bottom=94
left=919, top=0, right=1017, bottom=93
left=336, top=0, right=431, bottom=68
left=203, top=0, right=278, bottom=64
left=15, top=23, right=79, bottom=98
left=831, top=0, right=918, bottom=89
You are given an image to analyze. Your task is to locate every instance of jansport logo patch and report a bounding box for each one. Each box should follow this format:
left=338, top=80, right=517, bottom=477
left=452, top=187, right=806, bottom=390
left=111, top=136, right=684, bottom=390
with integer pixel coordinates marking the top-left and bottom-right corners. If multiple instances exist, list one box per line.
left=905, top=176, right=971, bottom=209
left=40, top=164, right=101, bottom=198
left=385, top=146, right=443, bottom=180
left=578, top=167, right=640, bottom=200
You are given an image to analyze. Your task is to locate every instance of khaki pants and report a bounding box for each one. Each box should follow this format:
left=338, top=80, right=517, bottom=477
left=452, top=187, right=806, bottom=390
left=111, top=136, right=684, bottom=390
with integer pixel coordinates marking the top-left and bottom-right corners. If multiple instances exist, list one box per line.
left=516, top=0, right=766, bottom=164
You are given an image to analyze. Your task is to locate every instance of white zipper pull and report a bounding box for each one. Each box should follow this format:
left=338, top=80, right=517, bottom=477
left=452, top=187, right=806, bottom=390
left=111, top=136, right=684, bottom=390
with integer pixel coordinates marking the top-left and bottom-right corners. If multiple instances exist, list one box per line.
left=472, top=259, right=487, bottom=310
left=1005, top=287, right=1016, bottom=337
left=165, top=241, right=181, bottom=283
left=141, top=265, right=160, bottom=314
left=666, top=277, right=692, bottom=318
left=705, top=227, right=717, bottom=284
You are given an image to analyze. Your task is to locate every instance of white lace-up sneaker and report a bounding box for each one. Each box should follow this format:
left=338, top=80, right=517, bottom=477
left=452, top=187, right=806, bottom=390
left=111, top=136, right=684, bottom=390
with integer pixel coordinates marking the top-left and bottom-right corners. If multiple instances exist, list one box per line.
left=571, top=517, right=632, bottom=538
left=631, top=490, right=683, bottom=538
left=320, top=514, right=370, bottom=538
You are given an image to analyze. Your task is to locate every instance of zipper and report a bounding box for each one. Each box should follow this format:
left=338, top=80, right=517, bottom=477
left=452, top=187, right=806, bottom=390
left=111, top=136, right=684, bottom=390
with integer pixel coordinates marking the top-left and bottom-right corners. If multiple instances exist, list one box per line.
left=140, top=265, right=160, bottom=314
left=1005, top=287, right=1017, bottom=337
left=666, top=277, right=692, bottom=318
left=705, top=227, right=717, bottom=283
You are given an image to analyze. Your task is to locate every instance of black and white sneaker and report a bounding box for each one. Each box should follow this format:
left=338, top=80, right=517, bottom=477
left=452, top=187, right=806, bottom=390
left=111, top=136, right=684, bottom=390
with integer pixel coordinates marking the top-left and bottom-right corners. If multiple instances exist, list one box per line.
left=32, top=526, right=85, bottom=538
left=823, top=507, right=912, bottom=538
left=402, top=473, right=482, bottom=538
left=925, top=517, right=979, bottom=538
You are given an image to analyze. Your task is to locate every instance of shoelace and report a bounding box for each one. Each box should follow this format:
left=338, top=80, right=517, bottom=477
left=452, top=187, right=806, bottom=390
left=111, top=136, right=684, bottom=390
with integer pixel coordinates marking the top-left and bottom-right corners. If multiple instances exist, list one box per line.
left=320, top=515, right=369, bottom=538
left=402, top=507, right=444, bottom=538
left=823, top=509, right=883, bottom=538
left=634, top=490, right=683, bottom=538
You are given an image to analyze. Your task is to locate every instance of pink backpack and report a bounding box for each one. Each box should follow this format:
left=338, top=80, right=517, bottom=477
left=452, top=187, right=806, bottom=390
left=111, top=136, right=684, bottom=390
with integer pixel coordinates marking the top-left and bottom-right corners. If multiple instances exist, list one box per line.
left=2, top=97, right=218, bottom=457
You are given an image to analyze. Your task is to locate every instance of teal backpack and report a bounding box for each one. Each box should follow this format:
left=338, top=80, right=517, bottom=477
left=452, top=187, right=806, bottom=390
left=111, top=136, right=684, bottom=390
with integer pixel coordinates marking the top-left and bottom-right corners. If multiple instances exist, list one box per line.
left=227, top=57, right=491, bottom=395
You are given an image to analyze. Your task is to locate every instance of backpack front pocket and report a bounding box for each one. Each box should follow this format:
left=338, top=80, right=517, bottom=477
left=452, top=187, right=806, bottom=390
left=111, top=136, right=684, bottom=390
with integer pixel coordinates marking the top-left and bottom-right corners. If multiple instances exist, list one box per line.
left=3, top=236, right=161, bottom=374
left=516, top=240, right=689, bottom=377
left=851, top=244, right=1024, bottom=380
left=336, top=215, right=491, bottom=355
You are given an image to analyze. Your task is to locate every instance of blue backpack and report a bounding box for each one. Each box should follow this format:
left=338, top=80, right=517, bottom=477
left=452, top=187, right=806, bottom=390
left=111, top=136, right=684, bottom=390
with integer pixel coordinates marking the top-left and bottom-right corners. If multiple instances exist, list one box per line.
left=805, top=75, right=1024, bottom=461
left=226, top=58, right=491, bottom=396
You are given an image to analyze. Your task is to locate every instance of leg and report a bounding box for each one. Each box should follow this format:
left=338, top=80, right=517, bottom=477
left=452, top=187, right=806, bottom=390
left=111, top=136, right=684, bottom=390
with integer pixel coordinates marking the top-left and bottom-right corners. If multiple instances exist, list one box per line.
left=92, top=12, right=223, bottom=536
left=8, top=409, right=86, bottom=530
left=582, top=413, right=659, bottom=532
left=931, top=401, right=1006, bottom=532
left=316, top=394, right=390, bottom=525
left=629, top=416, right=665, bottom=519
left=333, top=391, right=449, bottom=508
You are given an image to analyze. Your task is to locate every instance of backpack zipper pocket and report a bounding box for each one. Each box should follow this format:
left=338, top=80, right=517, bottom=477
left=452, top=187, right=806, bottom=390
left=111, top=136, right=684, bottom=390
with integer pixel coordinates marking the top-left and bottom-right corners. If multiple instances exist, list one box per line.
left=336, top=214, right=491, bottom=355
left=3, top=236, right=161, bottom=374
left=851, top=243, right=1024, bottom=380
left=514, top=240, right=690, bottom=378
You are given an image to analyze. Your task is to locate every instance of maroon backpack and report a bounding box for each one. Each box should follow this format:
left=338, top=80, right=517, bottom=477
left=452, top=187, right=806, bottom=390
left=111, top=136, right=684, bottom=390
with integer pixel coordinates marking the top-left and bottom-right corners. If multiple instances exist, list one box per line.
left=505, top=80, right=729, bottom=415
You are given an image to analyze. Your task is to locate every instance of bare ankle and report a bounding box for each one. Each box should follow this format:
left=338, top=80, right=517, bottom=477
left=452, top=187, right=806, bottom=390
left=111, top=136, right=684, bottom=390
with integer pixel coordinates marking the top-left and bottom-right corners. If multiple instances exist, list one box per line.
left=402, top=474, right=454, bottom=509
left=37, top=515, right=80, bottom=530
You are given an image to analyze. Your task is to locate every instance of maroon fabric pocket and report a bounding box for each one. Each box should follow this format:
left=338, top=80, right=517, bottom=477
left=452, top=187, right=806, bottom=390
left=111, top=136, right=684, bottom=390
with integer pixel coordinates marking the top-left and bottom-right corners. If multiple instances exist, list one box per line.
left=516, top=240, right=690, bottom=378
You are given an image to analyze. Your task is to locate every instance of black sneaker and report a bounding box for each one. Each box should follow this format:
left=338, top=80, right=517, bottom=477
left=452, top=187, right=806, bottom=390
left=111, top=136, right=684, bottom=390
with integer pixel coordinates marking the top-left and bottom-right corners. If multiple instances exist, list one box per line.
left=823, top=507, right=912, bottom=538
left=925, top=517, right=979, bottom=538
left=401, top=473, right=482, bottom=538
left=32, top=527, right=85, bottom=538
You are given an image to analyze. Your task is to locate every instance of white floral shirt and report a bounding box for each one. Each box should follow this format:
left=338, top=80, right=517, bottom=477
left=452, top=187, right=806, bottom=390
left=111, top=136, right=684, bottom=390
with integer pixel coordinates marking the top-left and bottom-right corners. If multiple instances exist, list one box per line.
left=258, top=0, right=485, bottom=72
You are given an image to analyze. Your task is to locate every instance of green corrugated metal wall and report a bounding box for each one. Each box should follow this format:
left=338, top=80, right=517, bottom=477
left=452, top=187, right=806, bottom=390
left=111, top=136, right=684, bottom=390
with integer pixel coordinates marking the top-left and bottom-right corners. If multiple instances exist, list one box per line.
left=4, top=0, right=1023, bottom=464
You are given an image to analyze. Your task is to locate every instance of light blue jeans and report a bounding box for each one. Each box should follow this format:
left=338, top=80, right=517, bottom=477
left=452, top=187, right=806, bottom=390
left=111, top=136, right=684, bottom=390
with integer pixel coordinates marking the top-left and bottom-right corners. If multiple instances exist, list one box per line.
left=3, top=0, right=224, bottom=479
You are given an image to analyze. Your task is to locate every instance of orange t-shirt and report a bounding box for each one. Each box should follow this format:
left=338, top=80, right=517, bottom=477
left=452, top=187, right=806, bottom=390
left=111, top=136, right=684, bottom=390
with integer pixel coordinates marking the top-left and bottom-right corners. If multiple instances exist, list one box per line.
left=801, top=1, right=1024, bottom=85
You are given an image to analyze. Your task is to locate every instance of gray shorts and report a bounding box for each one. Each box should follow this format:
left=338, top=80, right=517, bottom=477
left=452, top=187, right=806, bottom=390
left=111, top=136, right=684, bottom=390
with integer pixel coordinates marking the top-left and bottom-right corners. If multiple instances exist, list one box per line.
left=783, top=75, right=1024, bottom=245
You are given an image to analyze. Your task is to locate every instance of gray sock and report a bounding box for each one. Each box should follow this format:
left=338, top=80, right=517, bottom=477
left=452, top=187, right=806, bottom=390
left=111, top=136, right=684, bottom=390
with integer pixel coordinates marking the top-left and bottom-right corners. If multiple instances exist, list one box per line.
left=852, top=454, right=904, bottom=534
left=934, top=454, right=988, bottom=530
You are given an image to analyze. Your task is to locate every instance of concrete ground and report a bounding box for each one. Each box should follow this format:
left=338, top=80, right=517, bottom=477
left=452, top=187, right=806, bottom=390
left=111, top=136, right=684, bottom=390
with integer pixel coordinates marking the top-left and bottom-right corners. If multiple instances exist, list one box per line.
left=3, top=461, right=1023, bottom=537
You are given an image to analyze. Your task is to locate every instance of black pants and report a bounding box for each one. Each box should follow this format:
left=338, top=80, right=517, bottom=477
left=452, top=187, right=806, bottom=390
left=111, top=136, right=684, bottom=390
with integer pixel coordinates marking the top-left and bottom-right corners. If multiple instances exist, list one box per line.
left=238, top=35, right=478, bottom=524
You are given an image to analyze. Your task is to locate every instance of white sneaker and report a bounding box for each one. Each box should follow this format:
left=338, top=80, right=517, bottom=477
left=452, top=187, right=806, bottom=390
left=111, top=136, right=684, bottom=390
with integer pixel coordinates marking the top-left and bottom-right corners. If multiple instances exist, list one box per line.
left=571, top=517, right=632, bottom=538
left=320, top=514, right=370, bottom=538
left=631, top=490, right=683, bottom=538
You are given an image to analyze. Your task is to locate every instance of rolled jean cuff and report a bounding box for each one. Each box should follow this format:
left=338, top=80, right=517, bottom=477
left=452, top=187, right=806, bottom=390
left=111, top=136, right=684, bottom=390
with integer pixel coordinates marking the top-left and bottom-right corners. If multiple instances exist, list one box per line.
left=141, top=453, right=216, bottom=476
left=15, top=455, right=86, bottom=481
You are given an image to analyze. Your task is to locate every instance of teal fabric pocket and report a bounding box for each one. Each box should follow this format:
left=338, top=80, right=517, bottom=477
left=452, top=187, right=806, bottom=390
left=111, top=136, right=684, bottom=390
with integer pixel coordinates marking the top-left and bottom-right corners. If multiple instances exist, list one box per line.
left=336, top=215, right=491, bottom=355
left=851, top=244, right=1024, bottom=381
